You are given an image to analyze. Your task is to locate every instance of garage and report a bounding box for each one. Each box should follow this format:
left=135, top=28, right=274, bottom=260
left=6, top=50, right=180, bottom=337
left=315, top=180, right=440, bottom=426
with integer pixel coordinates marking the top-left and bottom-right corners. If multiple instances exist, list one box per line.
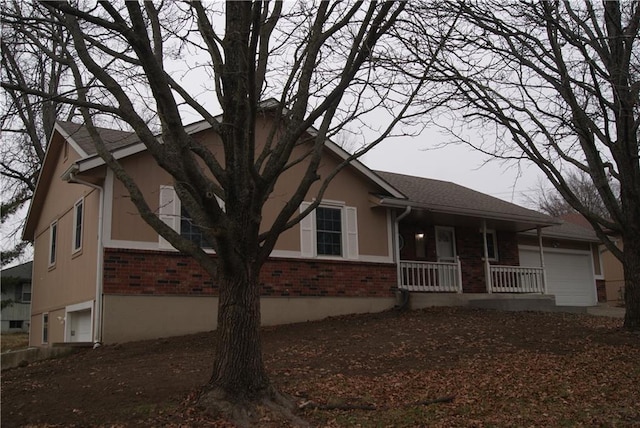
left=519, top=247, right=597, bottom=306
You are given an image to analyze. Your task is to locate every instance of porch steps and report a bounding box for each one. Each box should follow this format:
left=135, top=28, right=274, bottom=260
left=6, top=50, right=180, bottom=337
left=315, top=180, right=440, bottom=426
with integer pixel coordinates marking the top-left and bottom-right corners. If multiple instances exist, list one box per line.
left=469, top=296, right=571, bottom=313
left=410, top=293, right=589, bottom=314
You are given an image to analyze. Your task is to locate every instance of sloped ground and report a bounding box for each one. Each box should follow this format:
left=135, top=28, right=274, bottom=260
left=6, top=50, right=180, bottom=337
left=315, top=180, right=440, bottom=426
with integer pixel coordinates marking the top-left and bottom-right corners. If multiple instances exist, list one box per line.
left=2, top=307, right=638, bottom=427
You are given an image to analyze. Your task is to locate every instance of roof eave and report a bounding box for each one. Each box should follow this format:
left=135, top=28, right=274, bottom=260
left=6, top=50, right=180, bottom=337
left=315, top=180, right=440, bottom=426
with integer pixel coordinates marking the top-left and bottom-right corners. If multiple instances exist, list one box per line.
left=374, top=197, right=559, bottom=227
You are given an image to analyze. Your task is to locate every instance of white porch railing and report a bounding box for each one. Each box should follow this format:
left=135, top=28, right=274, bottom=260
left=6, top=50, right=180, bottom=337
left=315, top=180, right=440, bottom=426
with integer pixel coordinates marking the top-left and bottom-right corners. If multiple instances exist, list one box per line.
left=399, top=259, right=462, bottom=293
left=488, top=265, right=545, bottom=293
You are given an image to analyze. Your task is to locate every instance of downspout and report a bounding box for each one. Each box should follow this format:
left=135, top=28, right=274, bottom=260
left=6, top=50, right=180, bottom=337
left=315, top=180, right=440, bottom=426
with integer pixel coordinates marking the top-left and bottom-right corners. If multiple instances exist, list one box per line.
left=65, top=171, right=104, bottom=347
left=395, top=206, right=412, bottom=296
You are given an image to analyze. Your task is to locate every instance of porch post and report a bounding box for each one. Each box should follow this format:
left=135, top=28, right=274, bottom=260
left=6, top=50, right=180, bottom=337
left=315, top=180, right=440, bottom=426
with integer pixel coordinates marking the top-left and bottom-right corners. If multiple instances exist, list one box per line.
left=456, top=256, right=463, bottom=293
left=537, top=227, right=547, bottom=294
left=482, top=219, right=492, bottom=293
left=395, top=206, right=411, bottom=290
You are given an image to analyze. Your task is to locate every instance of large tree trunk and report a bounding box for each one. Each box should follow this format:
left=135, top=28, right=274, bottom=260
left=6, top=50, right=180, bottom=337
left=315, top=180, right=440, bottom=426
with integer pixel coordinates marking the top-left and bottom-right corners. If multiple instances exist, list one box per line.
left=208, top=263, right=269, bottom=398
left=623, top=224, right=640, bottom=331
left=198, top=260, right=304, bottom=426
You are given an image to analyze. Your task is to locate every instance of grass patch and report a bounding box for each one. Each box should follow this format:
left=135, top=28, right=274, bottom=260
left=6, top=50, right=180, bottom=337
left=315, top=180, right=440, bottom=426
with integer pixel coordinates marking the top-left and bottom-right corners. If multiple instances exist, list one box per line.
left=1, top=333, right=29, bottom=353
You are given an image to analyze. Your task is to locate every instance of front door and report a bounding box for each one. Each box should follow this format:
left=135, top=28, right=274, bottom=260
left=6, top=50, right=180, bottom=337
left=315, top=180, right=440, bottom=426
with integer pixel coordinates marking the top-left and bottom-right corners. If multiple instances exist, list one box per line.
left=436, top=226, right=456, bottom=262
left=435, top=226, right=457, bottom=288
left=69, top=310, right=92, bottom=342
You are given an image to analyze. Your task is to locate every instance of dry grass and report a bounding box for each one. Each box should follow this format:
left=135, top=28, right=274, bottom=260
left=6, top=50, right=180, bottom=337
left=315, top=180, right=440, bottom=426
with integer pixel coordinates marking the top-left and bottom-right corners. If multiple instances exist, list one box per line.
left=1, top=333, right=29, bottom=353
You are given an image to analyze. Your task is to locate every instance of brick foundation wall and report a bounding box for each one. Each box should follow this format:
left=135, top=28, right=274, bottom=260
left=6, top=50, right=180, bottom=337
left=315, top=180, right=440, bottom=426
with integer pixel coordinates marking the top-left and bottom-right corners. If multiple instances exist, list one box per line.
left=103, top=248, right=396, bottom=298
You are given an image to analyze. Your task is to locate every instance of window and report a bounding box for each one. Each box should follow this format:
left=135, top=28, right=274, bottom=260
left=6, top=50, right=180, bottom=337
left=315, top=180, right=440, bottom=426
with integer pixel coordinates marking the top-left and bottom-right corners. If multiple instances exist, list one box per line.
left=316, top=207, right=343, bottom=256
left=180, top=206, right=213, bottom=248
left=42, top=313, right=49, bottom=344
left=482, top=230, right=498, bottom=261
left=9, top=320, right=23, bottom=329
left=72, top=198, right=84, bottom=252
left=158, top=185, right=224, bottom=250
left=21, top=284, right=32, bottom=302
left=300, top=202, right=358, bottom=259
left=49, top=221, right=58, bottom=266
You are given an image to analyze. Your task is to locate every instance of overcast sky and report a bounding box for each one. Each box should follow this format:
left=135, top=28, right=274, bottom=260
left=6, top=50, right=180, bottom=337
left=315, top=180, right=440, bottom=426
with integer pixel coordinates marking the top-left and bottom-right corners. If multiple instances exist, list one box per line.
left=360, top=128, right=544, bottom=208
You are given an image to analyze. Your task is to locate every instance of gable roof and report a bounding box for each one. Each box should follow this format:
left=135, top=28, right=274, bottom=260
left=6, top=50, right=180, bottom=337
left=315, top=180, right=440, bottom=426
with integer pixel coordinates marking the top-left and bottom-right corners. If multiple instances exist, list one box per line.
left=24, top=109, right=405, bottom=240
left=373, top=170, right=558, bottom=229
left=56, top=121, right=140, bottom=157
left=535, top=220, right=599, bottom=242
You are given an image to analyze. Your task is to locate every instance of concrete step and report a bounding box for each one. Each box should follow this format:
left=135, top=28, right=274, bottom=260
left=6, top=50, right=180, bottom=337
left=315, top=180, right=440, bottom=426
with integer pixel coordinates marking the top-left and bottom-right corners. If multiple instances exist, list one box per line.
left=467, top=296, right=557, bottom=312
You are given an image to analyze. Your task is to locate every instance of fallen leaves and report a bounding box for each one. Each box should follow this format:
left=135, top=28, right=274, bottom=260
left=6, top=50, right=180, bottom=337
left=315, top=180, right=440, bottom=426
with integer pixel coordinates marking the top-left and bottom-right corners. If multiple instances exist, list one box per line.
left=2, top=307, right=639, bottom=427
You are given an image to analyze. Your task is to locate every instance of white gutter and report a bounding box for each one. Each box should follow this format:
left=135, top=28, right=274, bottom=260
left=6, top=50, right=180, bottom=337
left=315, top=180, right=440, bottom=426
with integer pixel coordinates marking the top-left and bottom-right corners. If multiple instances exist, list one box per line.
left=63, top=169, right=104, bottom=346
left=395, top=206, right=412, bottom=290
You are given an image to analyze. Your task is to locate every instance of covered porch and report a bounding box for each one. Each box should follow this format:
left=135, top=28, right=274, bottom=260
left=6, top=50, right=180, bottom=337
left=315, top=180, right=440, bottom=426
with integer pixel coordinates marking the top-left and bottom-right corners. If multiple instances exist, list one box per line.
left=370, top=171, right=559, bottom=296
left=399, top=259, right=545, bottom=294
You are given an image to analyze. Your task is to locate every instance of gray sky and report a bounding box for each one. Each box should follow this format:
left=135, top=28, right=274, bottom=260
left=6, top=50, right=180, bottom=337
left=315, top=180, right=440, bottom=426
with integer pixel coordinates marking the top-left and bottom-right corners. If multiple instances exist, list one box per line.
left=361, top=129, right=543, bottom=207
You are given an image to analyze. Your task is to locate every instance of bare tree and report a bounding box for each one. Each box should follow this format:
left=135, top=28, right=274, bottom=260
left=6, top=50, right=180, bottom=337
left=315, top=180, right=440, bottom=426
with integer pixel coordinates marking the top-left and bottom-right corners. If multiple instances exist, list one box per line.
left=0, top=1, right=75, bottom=266
left=530, top=171, right=617, bottom=219
left=1, top=1, right=437, bottom=420
left=404, top=1, right=640, bottom=330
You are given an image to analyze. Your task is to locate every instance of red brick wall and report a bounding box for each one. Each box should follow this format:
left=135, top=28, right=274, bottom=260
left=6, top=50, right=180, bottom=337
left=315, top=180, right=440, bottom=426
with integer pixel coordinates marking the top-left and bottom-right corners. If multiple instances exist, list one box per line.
left=455, top=227, right=520, bottom=293
left=103, top=248, right=396, bottom=297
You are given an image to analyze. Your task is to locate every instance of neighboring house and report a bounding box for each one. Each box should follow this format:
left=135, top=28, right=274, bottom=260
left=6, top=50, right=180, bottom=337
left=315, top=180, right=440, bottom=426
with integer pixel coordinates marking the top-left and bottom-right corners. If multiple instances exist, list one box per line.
left=24, top=115, right=599, bottom=347
left=560, top=213, right=625, bottom=305
left=1, top=262, right=33, bottom=333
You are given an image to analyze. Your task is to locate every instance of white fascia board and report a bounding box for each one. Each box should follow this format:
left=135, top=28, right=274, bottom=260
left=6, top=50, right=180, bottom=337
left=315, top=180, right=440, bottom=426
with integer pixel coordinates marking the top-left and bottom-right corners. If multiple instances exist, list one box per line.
left=54, top=122, right=89, bottom=158
left=76, top=118, right=221, bottom=173
left=76, top=142, right=147, bottom=172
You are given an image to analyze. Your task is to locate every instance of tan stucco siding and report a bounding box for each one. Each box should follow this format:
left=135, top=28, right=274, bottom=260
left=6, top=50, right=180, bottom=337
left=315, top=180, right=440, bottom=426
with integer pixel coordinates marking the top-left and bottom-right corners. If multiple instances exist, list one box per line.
left=30, top=145, right=100, bottom=346
left=31, top=188, right=99, bottom=314
left=110, top=152, right=173, bottom=242
left=29, top=308, right=66, bottom=347
left=603, top=241, right=624, bottom=302
left=101, top=294, right=395, bottom=344
left=108, top=123, right=391, bottom=258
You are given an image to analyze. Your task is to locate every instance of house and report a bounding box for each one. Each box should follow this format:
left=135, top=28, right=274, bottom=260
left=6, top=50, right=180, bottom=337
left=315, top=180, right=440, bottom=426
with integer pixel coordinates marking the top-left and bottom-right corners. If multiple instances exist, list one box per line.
left=560, top=213, right=624, bottom=305
left=23, top=116, right=600, bottom=347
left=1, top=261, right=32, bottom=333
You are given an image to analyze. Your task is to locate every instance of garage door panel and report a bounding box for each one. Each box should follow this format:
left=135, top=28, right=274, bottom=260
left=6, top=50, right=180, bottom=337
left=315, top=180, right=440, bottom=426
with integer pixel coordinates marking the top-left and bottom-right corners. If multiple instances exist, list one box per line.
left=519, top=248, right=597, bottom=307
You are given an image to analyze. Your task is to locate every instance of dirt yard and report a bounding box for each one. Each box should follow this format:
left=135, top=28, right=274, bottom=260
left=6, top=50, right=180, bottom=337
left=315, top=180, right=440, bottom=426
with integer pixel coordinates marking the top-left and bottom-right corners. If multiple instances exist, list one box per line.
left=2, top=307, right=639, bottom=427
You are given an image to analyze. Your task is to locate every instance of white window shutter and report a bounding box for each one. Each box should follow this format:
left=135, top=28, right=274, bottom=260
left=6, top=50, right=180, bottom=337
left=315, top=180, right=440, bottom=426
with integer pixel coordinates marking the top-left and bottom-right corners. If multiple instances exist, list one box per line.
left=345, top=206, right=359, bottom=259
left=300, top=202, right=315, bottom=257
left=159, top=185, right=179, bottom=249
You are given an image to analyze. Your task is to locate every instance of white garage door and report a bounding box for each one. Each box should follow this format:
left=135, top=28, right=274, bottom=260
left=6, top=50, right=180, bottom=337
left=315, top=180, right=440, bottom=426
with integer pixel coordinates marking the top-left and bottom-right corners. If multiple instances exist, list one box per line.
left=519, top=247, right=597, bottom=306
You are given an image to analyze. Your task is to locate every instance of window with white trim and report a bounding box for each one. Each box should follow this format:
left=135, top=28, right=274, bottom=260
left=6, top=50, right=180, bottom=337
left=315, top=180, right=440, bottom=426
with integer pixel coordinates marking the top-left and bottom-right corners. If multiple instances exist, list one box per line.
left=72, top=198, right=84, bottom=252
left=316, top=206, right=342, bottom=256
left=42, top=313, right=49, bottom=344
left=158, top=186, right=223, bottom=249
left=49, top=221, right=58, bottom=266
left=482, top=230, right=498, bottom=261
left=180, top=205, right=213, bottom=248
left=300, top=202, right=359, bottom=259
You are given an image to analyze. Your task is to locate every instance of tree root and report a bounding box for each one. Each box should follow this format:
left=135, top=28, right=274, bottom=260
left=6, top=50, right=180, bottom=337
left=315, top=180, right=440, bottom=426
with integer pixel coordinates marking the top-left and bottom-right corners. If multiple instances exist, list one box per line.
left=198, top=386, right=309, bottom=427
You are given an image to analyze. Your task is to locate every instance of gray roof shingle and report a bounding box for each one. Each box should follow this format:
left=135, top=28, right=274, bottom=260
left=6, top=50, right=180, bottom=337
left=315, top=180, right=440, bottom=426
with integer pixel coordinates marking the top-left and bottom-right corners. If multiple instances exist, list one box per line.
left=375, top=170, right=556, bottom=225
left=58, top=121, right=138, bottom=156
